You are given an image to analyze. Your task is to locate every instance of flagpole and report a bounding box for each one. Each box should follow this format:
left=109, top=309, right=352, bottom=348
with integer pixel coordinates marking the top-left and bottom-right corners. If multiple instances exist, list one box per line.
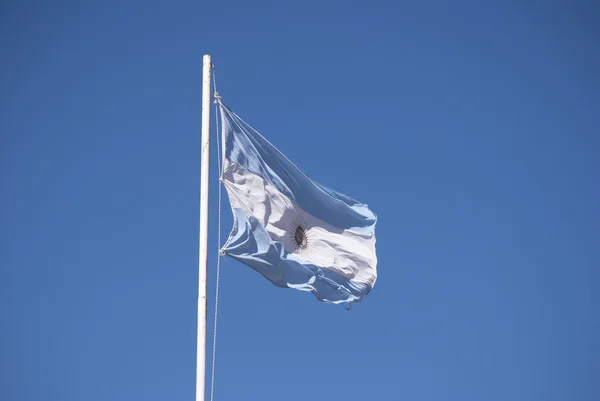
left=197, top=54, right=212, bottom=401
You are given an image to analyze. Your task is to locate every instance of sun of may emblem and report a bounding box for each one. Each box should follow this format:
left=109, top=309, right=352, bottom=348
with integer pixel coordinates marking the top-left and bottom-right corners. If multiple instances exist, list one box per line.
left=291, top=217, right=309, bottom=251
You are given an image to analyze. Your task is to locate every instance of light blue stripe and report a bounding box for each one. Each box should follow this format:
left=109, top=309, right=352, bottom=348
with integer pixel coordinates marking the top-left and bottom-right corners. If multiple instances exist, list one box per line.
left=220, top=102, right=376, bottom=236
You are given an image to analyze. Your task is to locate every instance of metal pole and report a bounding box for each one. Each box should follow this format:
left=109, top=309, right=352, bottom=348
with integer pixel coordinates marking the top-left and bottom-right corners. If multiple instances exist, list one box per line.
left=196, top=54, right=211, bottom=401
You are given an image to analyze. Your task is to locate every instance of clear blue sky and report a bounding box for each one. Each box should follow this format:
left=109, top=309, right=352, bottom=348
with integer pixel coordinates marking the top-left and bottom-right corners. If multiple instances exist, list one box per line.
left=2, top=1, right=599, bottom=400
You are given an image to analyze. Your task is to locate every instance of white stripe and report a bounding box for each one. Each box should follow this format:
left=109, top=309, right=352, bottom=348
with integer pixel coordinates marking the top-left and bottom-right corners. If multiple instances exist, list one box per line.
left=222, top=159, right=377, bottom=288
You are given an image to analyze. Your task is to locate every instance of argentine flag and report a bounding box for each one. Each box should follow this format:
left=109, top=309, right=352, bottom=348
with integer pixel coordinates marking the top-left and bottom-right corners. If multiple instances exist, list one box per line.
left=218, top=100, right=377, bottom=306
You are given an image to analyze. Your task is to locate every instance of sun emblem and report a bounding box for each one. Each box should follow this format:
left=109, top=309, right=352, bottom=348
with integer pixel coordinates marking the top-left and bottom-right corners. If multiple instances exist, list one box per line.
left=294, top=225, right=308, bottom=249
left=290, top=217, right=309, bottom=251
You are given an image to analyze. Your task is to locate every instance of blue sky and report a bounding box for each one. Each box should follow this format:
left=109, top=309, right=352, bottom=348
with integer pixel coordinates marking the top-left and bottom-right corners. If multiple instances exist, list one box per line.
left=2, top=1, right=599, bottom=400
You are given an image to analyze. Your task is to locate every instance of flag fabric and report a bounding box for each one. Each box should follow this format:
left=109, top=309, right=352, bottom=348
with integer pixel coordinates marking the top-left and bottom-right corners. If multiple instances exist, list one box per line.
left=217, top=99, right=377, bottom=306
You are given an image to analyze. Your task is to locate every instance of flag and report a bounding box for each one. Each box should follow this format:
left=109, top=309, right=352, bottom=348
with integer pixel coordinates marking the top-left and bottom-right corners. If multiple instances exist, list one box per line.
left=218, top=100, right=377, bottom=307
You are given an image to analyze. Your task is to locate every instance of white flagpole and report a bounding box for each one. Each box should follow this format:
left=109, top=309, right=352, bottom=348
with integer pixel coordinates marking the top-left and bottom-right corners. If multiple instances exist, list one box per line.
left=197, top=54, right=212, bottom=401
